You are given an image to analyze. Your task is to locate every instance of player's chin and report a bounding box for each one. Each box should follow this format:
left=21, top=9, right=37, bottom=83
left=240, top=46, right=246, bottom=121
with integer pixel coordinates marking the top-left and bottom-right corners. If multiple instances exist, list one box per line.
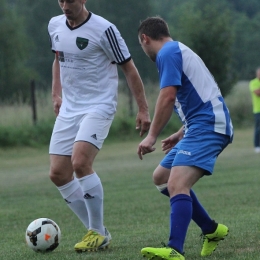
left=65, top=14, right=73, bottom=20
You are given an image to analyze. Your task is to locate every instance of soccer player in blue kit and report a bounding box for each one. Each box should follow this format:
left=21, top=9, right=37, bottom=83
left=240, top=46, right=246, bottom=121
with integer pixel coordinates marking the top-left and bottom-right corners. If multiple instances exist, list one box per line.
left=137, top=17, right=233, bottom=260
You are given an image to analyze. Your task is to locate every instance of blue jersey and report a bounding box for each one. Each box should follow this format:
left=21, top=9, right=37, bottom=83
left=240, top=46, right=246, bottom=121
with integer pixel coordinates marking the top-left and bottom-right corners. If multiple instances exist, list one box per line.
left=156, top=41, right=233, bottom=139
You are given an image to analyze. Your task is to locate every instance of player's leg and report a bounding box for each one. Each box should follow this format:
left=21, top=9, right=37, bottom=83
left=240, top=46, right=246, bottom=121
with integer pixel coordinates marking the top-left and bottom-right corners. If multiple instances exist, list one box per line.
left=154, top=164, right=217, bottom=235
left=168, top=129, right=230, bottom=257
left=142, top=129, right=231, bottom=259
left=72, top=141, right=103, bottom=234
left=254, top=113, right=260, bottom=152
left=142, top=166, right=202, bottom=260
left=167, top=166, right=203, bottom=253
left=72, top=113, right=113, bottom=252
left=49, top=115, right=90, bottom=230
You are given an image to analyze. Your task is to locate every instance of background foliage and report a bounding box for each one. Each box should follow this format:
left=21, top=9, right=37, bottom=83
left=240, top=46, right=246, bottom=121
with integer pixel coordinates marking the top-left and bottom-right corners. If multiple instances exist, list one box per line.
left=0, top=1, right=259, bottom=147
left=1, top=0, right=260, bottom=102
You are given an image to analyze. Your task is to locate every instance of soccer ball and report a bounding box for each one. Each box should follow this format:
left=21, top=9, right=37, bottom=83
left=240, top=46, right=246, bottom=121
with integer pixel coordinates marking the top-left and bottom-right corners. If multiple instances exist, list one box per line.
left=25, top=218, right=61, bottom=252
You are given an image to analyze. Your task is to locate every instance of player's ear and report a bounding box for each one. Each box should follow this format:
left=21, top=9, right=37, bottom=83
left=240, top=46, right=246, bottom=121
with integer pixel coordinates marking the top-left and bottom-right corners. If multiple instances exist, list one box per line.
left=141, top=34, right=150, bottom=44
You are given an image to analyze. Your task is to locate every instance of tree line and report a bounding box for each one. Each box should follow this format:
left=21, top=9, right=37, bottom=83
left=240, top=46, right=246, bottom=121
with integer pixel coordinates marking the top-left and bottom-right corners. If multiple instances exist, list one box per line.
left=1, top=0, right=260, bottom=102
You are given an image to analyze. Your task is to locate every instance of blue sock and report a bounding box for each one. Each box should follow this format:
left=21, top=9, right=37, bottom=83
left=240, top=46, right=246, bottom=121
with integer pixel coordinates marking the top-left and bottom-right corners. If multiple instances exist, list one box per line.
left=168, top=194, right=192, bottom=254
left=190, top=189, right=217, bottom=234
left=161, top=188, right=216, bottom=235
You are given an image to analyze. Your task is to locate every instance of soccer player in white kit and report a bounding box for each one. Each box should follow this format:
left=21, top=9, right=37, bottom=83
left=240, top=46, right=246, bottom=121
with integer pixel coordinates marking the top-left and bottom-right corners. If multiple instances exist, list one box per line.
left=48, top=0, right=150, bottom=252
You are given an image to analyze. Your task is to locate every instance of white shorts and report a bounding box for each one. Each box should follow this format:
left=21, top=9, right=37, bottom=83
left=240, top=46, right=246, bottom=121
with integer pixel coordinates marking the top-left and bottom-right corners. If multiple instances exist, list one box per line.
left=49, top=113, right=113, bottom=155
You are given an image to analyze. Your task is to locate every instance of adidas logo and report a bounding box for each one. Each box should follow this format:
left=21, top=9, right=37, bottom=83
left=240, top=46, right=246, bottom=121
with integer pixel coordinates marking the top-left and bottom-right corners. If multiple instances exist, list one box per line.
left=84, top=193, right=95, bottom=199
left=91, top=134, right=97, bottom=140
left=169, top=249, right=181, bottom=257
left=55, top=35, right=59, bottom=42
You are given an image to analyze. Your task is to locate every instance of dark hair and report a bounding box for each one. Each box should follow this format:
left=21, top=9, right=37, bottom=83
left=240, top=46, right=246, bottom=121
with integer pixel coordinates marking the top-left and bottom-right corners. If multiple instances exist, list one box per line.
left=138, top=16, right=171, bottom=40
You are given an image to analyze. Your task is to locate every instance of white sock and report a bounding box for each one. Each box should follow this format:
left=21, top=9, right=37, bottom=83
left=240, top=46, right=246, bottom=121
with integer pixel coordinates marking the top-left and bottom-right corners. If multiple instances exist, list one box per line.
left=156, top=183, right=168, bottom=192
left=78, top=173, right=105, bottom=235
left=57, top=178, right=89, bottom=229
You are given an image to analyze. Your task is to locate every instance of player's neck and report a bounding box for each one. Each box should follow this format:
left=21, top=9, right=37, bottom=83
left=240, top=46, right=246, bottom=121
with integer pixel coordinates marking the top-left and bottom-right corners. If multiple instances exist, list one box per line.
left=67, top=9, right=89, bottom=28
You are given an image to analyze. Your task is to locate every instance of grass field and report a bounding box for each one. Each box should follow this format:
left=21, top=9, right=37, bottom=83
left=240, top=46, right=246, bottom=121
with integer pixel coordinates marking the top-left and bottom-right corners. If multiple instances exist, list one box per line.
left=0, top=128, right=260, bottom=260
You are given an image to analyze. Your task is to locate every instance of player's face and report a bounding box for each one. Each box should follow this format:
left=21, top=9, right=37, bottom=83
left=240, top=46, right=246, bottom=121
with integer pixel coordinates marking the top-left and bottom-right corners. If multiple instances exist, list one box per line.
left=58, top=0, right=86, bottom=21
left=138, top=35, right=157, bottom=62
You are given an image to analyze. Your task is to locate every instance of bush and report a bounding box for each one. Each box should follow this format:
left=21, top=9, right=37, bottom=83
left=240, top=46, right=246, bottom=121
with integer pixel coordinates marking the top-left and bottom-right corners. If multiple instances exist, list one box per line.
left=0, top=81, right=253, bottom=147
left=0, top=120, right=53, bottom=147
left=225, top=80, right=254, bottom=128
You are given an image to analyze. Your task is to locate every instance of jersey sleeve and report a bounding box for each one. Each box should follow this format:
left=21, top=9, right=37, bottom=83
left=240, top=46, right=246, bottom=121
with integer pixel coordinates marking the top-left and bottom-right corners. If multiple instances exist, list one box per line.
left=48, top=18, right=57, bottom=53
left=100, top=25, right=131, bottom=65
left=157, top=44, right=182, bottom=89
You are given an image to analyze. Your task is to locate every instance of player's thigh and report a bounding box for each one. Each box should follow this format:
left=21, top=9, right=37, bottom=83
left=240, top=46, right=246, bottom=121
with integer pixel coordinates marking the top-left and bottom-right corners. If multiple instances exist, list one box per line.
left=49, top=115, right=79, bottom=156
left=72, top=141, right=99, bottom=169
left=154, top=146, right=178, bottom=185
left=75, top=112, right=113, bottom=150
left=168, top=165, right=204, bottom=196
left=72, top=113, right=113, bottom=170
left=49, top=154, right=74, bottom=185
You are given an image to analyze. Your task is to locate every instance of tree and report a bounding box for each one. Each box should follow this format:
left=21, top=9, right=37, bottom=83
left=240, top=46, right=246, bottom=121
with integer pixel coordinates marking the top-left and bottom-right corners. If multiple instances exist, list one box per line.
left=167, top=0, right=236, bottom=96
left=231, top=12, right=260, bottom=79
left=0, top=0, right=34, bottom=102
left=227, top=0, right=260, bottom=18
left=18, top=0, right=61, bottom=89
left=87, top=0, right=158, bottom=82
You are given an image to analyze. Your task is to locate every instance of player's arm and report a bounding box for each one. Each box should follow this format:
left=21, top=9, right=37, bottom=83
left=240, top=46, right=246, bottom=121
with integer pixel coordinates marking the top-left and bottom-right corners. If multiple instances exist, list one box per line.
left=137, top=86, right=177, bottom=159
left=249, top=81, right=260, bottom=96
left=161, top=125, right=184, bottom=154
left=120, top=60, right=151, bottom=136
left=253, top=88, right=260, bottom=96
left=52, top=52, right=62, bottom=116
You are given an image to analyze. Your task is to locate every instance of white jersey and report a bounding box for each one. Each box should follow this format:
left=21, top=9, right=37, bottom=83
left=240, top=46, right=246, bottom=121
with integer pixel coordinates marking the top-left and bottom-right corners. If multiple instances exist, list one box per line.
left=48, top=12, right=131, bottom=118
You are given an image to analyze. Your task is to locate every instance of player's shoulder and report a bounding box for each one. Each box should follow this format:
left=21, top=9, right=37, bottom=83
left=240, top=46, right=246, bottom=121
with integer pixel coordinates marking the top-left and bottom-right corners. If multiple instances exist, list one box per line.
left=48, top=15, right=66, bottom=32
left=159, top=41, right=181, bottom=58
left=249, top=78, right=257, bottom=85
left=89, top=12, right=116, bottom=31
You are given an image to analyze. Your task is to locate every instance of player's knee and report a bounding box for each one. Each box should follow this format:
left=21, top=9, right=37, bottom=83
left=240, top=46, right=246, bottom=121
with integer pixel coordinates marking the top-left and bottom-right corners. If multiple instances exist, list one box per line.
left=72, top=158, right=92, bottom=176
left=49, top=169, right=61, bottom=184
left=153, top=170, right=167, bottom=185
left=49, top=168, right=71, bottom=186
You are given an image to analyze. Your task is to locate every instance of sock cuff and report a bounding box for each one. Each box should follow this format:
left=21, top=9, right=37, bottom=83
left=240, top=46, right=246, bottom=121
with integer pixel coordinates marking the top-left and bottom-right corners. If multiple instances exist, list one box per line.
left=57, top=178, right=80, bottom=198
left=170, top=194, right=192, bottom=205
left=155, top=183, right=168, bottom=192
left=78, top=172, right=101, bottom=191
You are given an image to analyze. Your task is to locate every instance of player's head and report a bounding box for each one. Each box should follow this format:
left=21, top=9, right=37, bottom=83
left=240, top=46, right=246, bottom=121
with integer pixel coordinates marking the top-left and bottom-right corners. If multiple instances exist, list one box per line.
left=138, top=17, right=171, bottom=41
left=138, top=17, right=171, bottom=62
left=58, top=0, right=87, bottom=21
left=256, top=67, right=260, bottom=79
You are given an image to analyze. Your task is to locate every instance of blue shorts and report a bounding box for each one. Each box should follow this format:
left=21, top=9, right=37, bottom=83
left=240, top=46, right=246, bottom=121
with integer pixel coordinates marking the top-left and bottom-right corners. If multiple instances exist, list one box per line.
left=160, top=128, right=231, bottom=175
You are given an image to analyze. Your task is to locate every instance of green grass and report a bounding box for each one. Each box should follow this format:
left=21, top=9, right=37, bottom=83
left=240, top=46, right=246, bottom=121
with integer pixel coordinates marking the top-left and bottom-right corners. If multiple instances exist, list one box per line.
left=0, top=128, right=260, bottom=259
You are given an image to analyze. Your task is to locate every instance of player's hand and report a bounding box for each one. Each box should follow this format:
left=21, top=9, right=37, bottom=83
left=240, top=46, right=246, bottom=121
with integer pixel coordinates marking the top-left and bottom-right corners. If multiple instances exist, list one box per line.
left=52, top=96, right=62, bottom=117
left=137, top=135, right=156, bottom=160
left=161, top=133, right=180, bottom=154
left=136, top=110, right=151, bottom=137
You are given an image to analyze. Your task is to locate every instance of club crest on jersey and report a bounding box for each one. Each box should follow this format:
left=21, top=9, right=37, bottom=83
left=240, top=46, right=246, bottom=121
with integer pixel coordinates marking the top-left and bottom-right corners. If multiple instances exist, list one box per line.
left=76, top=37, right=89, bottom=50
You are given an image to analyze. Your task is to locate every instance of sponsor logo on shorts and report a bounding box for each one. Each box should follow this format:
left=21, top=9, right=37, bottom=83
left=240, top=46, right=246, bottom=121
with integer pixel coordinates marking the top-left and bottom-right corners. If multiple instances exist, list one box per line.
left=91, top=134, right=97, bottom=140
left=55, top=35, right=59, bottom=42
left=178, top=150, right=191, bottom=156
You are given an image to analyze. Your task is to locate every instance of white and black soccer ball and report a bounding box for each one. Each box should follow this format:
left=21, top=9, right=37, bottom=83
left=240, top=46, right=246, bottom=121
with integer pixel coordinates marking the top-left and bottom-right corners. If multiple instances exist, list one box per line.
left=25, top=218, right=61, bottom=252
